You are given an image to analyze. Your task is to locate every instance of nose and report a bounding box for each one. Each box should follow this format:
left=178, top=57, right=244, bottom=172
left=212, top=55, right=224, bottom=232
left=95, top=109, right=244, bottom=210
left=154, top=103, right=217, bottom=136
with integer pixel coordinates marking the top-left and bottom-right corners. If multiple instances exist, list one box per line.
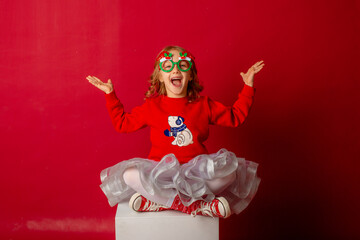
left=172, top=62, right=180, bottom=73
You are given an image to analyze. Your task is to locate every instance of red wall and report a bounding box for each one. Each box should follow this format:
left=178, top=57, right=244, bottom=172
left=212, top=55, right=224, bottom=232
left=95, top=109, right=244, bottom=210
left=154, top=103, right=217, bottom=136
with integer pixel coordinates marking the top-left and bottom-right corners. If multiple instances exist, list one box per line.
left=1, top=0, right=359, bottom=239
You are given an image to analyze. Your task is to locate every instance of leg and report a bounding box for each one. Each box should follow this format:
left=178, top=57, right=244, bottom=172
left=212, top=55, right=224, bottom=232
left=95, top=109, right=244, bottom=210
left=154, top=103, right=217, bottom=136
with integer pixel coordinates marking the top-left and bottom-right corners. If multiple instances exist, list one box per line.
left=123, top=167, right=169, bottom=206
left=206, top=171, right=236, bottom=195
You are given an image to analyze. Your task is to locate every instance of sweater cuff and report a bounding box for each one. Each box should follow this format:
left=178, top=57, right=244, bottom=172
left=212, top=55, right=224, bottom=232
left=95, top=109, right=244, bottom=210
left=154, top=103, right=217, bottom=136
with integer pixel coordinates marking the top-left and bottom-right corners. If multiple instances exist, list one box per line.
left=104, top=90, right=119, bottom=103
left=239, top=84, right=255, bottom=98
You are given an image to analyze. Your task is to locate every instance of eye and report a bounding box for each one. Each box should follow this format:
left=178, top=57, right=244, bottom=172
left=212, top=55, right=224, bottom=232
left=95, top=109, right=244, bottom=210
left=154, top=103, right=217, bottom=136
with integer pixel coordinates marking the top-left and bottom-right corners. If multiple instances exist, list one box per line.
left=179, top=60, right=189, bottom=69
left=162, top=60, right=172, bottom=69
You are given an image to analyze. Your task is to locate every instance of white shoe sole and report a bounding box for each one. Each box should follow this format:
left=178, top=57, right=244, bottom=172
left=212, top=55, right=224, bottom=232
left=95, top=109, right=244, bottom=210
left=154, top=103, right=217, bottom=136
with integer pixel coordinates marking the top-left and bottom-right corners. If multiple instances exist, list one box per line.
left=129, top=193, right=142, bottom=211
left=216, top=197, right=231, bottom=218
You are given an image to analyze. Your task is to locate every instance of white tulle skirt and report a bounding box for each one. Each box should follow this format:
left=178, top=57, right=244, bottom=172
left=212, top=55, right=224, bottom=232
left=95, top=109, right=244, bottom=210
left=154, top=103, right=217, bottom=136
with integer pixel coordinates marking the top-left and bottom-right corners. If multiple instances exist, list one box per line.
left=100, top=148, right=260, bottom=214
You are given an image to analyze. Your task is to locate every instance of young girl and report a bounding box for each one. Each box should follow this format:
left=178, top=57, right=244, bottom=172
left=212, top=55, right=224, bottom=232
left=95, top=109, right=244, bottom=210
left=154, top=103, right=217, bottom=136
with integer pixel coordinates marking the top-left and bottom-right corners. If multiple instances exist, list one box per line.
left=87, top=46, right=264, bottom=218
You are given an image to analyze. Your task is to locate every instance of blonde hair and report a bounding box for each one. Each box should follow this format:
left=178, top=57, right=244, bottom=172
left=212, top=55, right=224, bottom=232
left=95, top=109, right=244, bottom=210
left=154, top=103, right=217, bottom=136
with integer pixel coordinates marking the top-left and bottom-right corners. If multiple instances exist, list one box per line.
left=145, top=46, right=203, bottom=102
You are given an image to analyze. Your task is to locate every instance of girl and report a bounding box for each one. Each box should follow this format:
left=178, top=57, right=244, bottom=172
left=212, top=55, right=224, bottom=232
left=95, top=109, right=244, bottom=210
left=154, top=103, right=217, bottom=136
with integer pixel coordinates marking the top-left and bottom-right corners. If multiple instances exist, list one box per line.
left=87, top=46, right=264, bottom=218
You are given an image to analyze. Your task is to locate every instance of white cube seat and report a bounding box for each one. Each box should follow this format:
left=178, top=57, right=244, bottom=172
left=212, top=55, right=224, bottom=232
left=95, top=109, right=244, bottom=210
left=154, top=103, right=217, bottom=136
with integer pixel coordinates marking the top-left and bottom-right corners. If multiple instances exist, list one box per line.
left=115, top=202, right=219, bottom=240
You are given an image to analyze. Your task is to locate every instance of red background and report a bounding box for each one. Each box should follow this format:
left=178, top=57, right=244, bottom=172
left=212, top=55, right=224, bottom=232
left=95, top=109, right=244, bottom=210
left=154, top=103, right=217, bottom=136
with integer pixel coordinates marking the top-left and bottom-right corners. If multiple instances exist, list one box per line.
left=0, top=0, right=359, bottom=239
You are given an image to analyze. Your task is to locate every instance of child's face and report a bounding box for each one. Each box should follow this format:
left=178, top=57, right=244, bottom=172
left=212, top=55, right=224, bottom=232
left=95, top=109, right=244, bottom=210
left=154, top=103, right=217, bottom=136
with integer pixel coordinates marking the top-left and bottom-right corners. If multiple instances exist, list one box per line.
left=159, top=49, right=193, bottom=98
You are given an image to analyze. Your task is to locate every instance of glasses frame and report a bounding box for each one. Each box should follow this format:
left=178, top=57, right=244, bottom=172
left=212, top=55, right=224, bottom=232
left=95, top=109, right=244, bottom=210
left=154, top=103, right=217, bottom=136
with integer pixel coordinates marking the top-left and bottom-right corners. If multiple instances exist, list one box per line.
left=159, top=59, right=193, bottom=73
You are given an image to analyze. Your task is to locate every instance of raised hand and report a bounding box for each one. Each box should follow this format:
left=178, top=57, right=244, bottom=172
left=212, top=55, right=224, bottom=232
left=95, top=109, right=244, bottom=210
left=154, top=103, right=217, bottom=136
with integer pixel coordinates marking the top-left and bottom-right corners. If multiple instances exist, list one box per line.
left=87, top=75, right=114, bottom=94
left=240, top=60, right=265, bottom=87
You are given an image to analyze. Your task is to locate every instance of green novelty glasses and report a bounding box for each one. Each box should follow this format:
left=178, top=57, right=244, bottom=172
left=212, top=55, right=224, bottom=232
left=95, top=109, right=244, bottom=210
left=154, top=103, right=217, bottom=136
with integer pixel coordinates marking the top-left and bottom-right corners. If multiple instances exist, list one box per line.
left=160, top=59, right=192, bottom=72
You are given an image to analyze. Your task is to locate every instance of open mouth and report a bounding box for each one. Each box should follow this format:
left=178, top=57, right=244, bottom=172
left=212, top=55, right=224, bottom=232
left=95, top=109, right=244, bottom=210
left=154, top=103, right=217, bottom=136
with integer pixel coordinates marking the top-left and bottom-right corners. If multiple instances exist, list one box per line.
left=171, top=76, right=182, bottom=87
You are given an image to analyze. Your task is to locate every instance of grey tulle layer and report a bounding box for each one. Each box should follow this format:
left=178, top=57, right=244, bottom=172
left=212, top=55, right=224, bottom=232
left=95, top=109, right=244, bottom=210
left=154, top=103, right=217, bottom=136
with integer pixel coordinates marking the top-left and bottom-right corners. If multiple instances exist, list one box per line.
left=100, top=148, right=260, bottom=214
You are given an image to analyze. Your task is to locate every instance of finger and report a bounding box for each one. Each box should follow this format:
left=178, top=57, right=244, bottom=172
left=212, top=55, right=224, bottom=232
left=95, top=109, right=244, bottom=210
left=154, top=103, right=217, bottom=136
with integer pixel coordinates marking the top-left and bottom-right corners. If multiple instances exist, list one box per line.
left=253, top=63, right=265, bottom=70
left=108, top=79, right=112, bottom=84
left=254, top=66, right=264, bottom=73
left=257, top=63, right=265, bottom=69
left=88, top=79, right=100, bottom=86
left=92, top=76, right=103, bottom=82
left=88, top=78, right=103, bottom=87
left=89, top=77, right=103, bottom=85
left=253, top=61, right=264, bottom=68
left=253, top=65, right=264, bottom=71
left=87, top=77, right=97, bottom=84
left=88, top=76, right=98, bottom=82
left=89, top=81, right=106, bottom=91
left=87, top=76, right=99, bottom=83
left=87, top=76, right=95, bottom=82
left=88, top=80, right=99, bottom=87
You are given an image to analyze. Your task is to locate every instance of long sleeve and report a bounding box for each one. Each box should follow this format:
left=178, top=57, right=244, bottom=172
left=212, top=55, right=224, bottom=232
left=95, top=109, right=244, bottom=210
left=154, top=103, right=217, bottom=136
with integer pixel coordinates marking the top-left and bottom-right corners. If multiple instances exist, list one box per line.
left=208, top=84, right=255, bottom=127
left=104, top=91, right=148, bottom=133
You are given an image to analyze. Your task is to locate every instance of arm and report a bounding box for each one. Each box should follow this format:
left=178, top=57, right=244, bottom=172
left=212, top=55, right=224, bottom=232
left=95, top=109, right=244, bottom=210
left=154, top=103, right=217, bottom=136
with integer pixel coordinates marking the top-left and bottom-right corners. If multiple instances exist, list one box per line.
left=208, top=60, right=264, bottom=126
left=87, top=75, right=148, bottom=133
left=105, top=91, right=148, bottom=133
left=208, top=84, right=254, bottom=127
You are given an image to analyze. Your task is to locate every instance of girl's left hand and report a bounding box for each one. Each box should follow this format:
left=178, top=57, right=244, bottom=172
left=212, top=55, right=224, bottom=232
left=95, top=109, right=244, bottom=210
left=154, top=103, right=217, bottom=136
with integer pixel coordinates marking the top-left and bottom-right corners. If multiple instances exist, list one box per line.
left=240, top=60, right=265, bottom=87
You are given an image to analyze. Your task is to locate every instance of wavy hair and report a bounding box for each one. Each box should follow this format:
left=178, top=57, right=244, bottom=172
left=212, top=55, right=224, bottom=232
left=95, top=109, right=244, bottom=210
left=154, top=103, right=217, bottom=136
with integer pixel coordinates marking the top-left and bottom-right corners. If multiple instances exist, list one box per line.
left=145, top=46, right=203, bottom=102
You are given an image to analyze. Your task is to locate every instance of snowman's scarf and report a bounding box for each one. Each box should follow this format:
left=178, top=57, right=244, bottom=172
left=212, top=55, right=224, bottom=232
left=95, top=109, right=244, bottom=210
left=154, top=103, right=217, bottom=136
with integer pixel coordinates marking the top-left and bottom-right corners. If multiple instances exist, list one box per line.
left=170, top=124, right=187, bottom=137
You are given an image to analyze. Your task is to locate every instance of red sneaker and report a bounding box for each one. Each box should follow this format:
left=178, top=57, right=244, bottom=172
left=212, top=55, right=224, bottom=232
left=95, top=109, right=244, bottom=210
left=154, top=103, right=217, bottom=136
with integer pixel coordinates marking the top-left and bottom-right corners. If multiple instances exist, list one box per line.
left=171, top=195, right=231, bottom=218
left=129, top=193, right=170, bottom=212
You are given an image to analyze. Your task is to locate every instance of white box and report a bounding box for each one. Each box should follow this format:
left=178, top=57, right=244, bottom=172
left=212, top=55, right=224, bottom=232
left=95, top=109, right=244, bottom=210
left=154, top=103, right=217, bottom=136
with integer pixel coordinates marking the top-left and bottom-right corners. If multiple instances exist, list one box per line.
left=115, top=202, right=219, bottom=240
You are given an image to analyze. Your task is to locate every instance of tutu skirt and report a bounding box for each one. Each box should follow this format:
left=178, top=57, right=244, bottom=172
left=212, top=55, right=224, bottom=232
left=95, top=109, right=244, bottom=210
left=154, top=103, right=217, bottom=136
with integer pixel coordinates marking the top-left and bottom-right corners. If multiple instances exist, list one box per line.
left=100, top=148, right=260, bottom=214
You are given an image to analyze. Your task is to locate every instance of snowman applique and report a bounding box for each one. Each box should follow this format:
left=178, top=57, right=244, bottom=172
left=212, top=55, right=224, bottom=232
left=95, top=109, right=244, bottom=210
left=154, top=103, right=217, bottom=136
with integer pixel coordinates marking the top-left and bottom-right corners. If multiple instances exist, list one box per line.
left=164, top=116, right=193, bottom=147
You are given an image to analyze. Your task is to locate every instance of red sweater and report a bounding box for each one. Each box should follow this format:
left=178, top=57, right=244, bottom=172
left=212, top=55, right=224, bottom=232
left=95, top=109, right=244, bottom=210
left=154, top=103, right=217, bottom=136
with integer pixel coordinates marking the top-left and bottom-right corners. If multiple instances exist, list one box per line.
left=105, top=85, right=255, bottom=164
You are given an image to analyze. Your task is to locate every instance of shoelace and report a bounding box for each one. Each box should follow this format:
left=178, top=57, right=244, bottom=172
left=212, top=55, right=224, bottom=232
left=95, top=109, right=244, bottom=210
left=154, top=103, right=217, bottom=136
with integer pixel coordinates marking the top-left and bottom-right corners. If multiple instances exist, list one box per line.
left=142, top=198, right=168, bottom=212
left=190, top=201, right=218, bottom=218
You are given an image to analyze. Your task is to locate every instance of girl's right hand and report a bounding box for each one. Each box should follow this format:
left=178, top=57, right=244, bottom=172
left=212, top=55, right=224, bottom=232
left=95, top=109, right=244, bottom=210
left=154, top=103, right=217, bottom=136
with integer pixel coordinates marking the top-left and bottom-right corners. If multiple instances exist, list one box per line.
left=86, top=75, right=114, bottom=94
